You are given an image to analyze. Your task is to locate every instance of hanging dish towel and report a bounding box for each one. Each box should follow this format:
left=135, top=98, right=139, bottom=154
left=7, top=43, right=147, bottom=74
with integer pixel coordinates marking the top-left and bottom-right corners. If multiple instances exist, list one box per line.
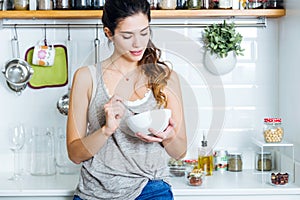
left=25, top=45, right=68, bottom=89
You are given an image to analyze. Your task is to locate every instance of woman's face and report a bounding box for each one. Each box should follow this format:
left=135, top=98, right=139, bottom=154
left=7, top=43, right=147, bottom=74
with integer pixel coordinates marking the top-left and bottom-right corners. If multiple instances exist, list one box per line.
left=111, top=13, right=150, bottom=62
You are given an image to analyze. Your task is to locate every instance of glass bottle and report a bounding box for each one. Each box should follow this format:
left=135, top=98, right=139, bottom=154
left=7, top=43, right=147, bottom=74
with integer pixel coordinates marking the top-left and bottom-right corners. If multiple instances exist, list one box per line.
left=198, top=131, right=214, bottom=176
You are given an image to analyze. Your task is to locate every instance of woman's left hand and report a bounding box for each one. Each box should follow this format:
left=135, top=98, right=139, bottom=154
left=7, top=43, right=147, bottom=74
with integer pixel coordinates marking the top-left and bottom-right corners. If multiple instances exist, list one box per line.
left=135, top=118, right=176, bottom=143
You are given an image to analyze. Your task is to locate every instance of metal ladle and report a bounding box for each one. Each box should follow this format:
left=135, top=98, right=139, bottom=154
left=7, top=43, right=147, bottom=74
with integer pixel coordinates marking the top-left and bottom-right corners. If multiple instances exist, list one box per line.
left=57, top=26, right=72, bottom=116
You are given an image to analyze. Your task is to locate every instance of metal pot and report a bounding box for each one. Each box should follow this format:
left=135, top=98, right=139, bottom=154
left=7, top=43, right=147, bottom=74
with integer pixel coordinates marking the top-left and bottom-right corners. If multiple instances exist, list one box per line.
left=2, top=58, right=34, bottom=94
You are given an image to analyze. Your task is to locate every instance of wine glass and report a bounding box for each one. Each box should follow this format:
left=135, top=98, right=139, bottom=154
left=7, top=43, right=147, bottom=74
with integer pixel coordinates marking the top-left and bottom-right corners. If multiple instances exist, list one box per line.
left=8, top=124, right=25, bottom=181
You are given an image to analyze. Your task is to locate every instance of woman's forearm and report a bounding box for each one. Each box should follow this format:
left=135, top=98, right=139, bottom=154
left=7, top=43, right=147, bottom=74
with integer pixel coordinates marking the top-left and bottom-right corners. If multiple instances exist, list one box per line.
left=163, top=131, right=187, bottom=160
left=68, top=126, right=111, bottom=164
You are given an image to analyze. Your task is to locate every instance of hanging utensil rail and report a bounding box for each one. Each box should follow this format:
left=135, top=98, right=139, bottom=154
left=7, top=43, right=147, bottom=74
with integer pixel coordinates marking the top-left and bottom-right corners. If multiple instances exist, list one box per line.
left=1, top=17, right=267, bottom=28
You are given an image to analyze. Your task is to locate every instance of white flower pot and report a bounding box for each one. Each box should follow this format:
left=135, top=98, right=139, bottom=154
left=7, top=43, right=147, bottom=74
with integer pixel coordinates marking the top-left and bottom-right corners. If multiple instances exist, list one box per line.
left=204, top=51, right=237, bottom=75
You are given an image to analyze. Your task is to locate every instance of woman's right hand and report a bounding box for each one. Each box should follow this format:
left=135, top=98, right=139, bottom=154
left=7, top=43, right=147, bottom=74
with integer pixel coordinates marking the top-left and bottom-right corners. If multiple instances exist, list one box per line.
left=102, top=95, right=125, bottom=137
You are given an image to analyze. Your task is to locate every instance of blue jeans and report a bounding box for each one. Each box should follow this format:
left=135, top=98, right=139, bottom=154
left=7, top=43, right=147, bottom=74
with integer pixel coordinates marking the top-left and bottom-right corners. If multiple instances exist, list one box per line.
left=136, top=180, right=174, bottom=200
left=73, top=180, right=173, bottom=200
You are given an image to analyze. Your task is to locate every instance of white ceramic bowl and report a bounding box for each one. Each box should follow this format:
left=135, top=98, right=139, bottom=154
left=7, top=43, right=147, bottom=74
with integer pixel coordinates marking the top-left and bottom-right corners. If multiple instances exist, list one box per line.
left=126, top=109, right=171, bottom=135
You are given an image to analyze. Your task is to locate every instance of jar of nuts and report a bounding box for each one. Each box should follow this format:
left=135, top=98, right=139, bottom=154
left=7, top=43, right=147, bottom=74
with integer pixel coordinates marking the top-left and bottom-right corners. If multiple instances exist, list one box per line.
left=263, top=118, right=284, bottom=143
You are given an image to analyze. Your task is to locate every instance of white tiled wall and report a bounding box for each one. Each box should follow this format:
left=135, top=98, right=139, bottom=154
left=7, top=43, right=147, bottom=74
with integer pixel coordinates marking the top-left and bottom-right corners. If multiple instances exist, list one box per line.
left=0, top=18, right=281, bottom=173
left=279, top=0, right=300, bottom=166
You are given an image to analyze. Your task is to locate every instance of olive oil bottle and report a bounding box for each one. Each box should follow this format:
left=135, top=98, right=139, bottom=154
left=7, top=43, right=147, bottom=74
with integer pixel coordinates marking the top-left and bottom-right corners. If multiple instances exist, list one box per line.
left=198, top=131, right=214, bottom=176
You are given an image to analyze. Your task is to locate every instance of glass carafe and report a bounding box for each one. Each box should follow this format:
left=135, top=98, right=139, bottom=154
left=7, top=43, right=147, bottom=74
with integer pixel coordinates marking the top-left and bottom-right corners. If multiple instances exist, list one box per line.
left=30, top=127, right=56, bottom=176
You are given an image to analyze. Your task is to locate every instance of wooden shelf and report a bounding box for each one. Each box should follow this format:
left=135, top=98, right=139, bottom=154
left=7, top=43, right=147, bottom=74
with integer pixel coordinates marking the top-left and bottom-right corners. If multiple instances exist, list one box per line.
left=0, top=9, right=286, bottom=19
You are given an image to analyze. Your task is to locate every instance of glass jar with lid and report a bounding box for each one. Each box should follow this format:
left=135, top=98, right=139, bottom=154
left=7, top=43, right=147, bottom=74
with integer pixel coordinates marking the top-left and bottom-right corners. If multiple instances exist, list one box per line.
left=228, top=153, right=242, bottom=172
left=187, top=0, right=201, bottom=9
left=266, top=0, right=284, bottom=9
left=54, top=0, right=71, bottom=9
left=256, top=152, right=272, bottom=171
left=263, top=118, right=284, bottom=143
left=218, top=0, right=232, bottom=9
left=159, top=0, right=177, bottom=9
left=14, top=0, right=29, bottom=10
left=248, top=0, right=267, bottom=9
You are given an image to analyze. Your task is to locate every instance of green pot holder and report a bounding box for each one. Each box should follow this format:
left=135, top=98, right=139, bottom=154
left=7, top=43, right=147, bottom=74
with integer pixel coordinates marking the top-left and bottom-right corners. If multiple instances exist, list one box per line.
left=25, top=45, right=68, bottom=89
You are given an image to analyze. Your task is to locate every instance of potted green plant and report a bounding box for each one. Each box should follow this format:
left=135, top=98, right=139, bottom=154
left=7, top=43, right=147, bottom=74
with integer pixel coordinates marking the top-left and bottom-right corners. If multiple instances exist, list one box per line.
left=203, top=20, right=244, bottom=75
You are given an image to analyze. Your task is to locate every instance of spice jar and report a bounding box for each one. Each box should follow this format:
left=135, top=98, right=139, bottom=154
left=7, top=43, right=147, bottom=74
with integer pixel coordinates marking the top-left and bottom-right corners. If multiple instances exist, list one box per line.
left=38, top=0, right=53, bottom=9
left=54, top=0, right=70, bottom=9
left=218, top=0, right=232, bottom=9
left=159, top=0, right=177, bottom=9
left=263, top=118, right=284, bottom=143
left=228, top=153, right=242, bottom=172
left=256, top=152, right=272, bottom=171
left=266, top=0, right=284, bottom=9
left=248, top=0, right=267, bottom=9
left=187, top=0, right=201, bottom=9
left=14, top=0, right=29, bottom=10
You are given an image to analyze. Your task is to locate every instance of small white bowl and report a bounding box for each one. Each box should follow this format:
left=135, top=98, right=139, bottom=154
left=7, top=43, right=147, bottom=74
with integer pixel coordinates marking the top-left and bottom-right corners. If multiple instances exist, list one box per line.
left=126, top=109, right=171, bottom=135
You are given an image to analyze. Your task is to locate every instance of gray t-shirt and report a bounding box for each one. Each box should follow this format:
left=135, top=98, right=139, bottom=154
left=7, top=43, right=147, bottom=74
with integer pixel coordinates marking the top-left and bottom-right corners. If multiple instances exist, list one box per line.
left=74, top=63, right=170, bottom=200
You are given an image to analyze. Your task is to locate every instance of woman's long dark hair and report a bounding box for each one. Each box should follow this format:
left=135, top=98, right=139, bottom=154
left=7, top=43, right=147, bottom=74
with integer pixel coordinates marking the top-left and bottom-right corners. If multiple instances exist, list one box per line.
left=102, top=0, right=171, bottom=107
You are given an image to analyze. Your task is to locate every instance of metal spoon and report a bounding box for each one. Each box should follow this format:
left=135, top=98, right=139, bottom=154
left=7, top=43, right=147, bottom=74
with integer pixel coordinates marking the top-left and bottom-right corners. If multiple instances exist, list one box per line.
left=118, top=100, right=139, bottom=115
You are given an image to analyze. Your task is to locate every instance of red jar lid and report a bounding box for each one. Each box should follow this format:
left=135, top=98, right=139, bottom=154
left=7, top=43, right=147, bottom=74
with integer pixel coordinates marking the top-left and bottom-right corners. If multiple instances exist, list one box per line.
left=264, top=118, right=282, bottom=123
left=183, top=159, right=198, bottom=164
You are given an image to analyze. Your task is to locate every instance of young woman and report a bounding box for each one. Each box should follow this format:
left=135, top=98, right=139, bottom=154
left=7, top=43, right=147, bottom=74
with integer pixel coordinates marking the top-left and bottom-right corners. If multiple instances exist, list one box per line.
left=67, top=0, right=187, bottom=199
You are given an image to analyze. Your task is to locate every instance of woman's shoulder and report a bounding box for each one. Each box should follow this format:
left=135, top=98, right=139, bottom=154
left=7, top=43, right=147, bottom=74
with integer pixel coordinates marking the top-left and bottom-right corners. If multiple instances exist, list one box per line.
left=169, top=69, right=180, bottom=82
left=74, top=66, right=92, bottom=79
left=72, top=65, right=95, bottom=90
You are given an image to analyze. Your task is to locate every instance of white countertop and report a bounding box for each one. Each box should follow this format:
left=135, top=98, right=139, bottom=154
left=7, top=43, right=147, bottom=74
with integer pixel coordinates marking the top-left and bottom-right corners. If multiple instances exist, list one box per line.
left=0, top=170, right=300, bottom=197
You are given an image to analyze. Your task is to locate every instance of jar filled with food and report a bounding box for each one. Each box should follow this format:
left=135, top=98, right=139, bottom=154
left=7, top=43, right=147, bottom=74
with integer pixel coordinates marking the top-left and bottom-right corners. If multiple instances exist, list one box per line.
left=263, top=118, right=284, bottom=143
left=14, top=0, right=29, bottom=10
left=186, top=168, right=203, bottom=186
left=187, top=0, right=201, bottom=9
left=228, top=153, right=242, bottom=172
left=266, top=0, right=284, bottom=9
left=218, top=0, right=232, bottom=9
left=256, top=152, right=272, bottom=171
left=38, top=0, right=53, bottom=9
left=168, top=158, right=186, bottom=177
left=183, top=159, right=198, bottom=171
left=54, top=0, right=70, bottom=9
left=248, top=0, right=267, bottom=9
left=159, top=0, right=177, bottom=9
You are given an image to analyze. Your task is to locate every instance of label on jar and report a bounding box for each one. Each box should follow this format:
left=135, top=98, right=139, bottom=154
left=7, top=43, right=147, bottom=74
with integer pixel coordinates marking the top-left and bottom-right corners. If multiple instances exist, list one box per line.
left=214, top=150, right=228, bottom=171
